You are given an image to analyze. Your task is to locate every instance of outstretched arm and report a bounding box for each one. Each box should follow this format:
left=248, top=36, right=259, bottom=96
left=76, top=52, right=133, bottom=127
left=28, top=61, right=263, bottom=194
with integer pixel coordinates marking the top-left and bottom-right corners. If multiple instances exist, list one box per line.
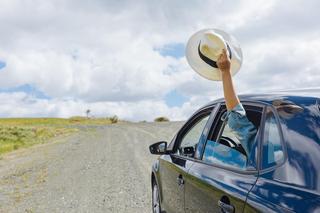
left=217, top=49, right=257, bottom=157
left=217, top=49, right=239, bottom=110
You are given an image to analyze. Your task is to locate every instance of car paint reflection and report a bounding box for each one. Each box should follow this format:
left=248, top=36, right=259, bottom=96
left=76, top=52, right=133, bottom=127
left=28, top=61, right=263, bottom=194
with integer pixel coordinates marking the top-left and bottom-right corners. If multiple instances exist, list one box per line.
left=246, top=99, right=320, bottom=212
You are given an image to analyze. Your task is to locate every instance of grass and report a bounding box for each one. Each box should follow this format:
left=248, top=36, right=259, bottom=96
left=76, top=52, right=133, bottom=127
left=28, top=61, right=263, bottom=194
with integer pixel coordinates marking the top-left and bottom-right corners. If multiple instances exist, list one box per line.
left=0, top=117, right=115, bottom=126
left=0, top=117, right=118, bottom=155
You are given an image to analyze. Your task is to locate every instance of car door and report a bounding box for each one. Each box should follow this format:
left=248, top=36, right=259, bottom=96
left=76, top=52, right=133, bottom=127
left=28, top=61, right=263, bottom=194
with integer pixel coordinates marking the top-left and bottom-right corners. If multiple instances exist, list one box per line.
left=243, top=105, right=320, bottom=213
left=243, top=106, right=290, bottom=212
left=159, top=105, right=218, bottom=213
left=184, top=103, right=264, bottom=213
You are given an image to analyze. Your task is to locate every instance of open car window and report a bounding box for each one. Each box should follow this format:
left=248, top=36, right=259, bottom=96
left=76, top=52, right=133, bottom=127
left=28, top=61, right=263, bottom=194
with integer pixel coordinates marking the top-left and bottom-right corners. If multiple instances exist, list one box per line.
left=202, top=104, right=263, bottom=170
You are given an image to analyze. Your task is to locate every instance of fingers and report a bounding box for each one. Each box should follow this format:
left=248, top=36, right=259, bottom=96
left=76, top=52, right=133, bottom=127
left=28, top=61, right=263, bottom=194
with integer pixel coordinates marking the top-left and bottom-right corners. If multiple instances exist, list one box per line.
left=218, top=49, right=226, bottom=62
left=220, top=49, right=227, bottom=57
left=217, top=48, right=231, bottom=72
left=222, top=48, right=227, bottom=56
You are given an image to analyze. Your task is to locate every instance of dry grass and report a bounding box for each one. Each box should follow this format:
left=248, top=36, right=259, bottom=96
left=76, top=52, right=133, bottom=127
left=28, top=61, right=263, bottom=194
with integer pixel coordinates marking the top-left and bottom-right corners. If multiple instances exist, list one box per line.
left=0, top=117, right=118, bottom=155
left=0, top=125, right=76, bottom=154
left=0, top=117, right=115, bottom=126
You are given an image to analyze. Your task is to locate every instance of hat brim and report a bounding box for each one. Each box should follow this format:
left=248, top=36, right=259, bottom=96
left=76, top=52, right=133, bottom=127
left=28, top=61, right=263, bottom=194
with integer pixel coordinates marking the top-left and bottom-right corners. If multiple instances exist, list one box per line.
left=186, top=29, right=243, bottom=81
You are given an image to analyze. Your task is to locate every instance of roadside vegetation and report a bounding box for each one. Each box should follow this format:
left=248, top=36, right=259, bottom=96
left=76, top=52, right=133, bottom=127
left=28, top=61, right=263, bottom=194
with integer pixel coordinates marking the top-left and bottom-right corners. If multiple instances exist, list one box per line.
left=154, top=116, right=170, bottom=122
left=109, top=115, right=119, bottom=124
left=0, top=116, right=119, bottom=155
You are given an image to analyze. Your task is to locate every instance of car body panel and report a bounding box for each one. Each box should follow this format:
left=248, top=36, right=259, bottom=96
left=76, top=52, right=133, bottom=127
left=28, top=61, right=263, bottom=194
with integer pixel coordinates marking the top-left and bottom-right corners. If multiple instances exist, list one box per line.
left=185, top=161, right=258, bottom=213
left=245, top=171, right=320, bottom=212
left=158, top=154, right=194, bottom=213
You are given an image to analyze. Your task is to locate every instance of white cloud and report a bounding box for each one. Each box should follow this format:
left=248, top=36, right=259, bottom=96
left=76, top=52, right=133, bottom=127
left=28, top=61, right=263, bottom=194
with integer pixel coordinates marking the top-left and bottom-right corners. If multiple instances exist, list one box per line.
left=0, top=0, right=319, bottom=120
left=237, top=36, right=320, bottom=92
left=0, top=91, right=198, bottom=121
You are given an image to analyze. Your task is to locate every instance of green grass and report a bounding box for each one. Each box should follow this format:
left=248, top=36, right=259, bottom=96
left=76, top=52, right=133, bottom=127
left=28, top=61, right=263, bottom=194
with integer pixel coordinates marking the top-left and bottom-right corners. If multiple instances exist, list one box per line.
left=0, top=117, right=118, bottom=155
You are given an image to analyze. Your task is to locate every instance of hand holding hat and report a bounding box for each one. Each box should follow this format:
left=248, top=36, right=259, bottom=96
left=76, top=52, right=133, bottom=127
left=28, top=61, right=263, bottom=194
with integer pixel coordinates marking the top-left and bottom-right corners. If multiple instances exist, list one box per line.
left=186, top=29, right=242, bottom=81
left=217, top=49, right=231, bottom=74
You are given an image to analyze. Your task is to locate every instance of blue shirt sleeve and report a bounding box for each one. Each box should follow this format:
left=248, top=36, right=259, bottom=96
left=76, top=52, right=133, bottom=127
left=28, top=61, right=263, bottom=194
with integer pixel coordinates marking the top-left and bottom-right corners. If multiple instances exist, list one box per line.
left=226, top=103, right=257, bottom=156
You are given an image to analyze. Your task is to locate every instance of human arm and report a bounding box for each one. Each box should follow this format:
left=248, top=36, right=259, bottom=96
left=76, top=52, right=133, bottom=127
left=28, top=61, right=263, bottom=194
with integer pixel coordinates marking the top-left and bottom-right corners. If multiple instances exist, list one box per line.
left=217, top=49, right=257, bottom=156
left=217, top=49, right=239, bottom=110
left=227, top=104, right=257, bottom=156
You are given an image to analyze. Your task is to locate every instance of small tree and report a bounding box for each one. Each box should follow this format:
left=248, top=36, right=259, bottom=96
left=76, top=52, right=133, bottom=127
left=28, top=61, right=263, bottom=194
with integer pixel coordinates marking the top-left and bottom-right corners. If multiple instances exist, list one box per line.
left=86, top=109, right=91, bottom=118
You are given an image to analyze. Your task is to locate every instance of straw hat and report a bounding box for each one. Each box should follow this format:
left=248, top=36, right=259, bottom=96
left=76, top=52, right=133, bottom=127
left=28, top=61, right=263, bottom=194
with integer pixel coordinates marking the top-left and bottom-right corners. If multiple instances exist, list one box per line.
left=186, top=29, right=243, bottom=81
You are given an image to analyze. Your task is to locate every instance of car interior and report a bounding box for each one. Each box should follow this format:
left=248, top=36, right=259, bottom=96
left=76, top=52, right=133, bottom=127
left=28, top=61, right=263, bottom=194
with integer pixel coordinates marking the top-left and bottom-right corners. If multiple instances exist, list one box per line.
left=176, top=104, right=263, bottom=161
left=208, top=104, right=263, bottom=161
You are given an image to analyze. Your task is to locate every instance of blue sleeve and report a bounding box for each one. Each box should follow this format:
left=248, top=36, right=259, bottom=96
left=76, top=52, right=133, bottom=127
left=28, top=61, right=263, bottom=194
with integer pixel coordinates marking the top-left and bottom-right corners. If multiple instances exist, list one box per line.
left=227, top=103, right=257, bottom=156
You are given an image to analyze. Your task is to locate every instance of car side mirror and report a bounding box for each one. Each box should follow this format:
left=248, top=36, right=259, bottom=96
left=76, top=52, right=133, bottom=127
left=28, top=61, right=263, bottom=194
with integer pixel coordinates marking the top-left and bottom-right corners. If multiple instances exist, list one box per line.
left=149, top=141, right=167, bottom=155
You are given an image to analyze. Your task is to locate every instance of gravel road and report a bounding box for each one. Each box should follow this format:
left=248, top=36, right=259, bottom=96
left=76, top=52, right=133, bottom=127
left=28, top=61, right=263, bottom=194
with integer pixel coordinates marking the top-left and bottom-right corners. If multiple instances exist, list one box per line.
left=0, top=122, right=184, bottom=213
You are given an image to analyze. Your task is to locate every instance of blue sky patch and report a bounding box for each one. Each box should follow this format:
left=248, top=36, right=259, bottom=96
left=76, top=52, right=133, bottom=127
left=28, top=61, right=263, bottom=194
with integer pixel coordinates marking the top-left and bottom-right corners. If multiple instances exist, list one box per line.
left=156, top=43, right=185, bottom=58
left=165, top=89, right=188, bottom=107
left=0, top=84, right=51, bottom=99
left=0, top=61, right=6, bottom=70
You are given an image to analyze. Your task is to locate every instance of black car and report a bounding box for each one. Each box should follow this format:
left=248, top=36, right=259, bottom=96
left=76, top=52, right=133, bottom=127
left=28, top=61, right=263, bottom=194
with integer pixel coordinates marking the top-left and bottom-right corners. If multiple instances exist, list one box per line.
left=149, top=91, right=320, bottom=213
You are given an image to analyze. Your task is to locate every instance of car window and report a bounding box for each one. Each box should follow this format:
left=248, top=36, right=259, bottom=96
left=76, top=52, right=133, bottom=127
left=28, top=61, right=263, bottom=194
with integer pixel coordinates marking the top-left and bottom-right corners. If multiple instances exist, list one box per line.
left=176, top=114, right=210, bottom=158
left=203, top=122, right=249, bottom=170
left=203, top=105, right=262, bottom=170
left=262, top=108, right=284, bottom=169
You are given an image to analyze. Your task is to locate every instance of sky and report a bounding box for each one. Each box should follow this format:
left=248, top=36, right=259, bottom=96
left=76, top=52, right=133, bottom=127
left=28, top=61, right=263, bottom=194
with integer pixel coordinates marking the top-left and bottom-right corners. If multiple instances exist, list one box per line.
left=0, top=0, right=319, bottom=121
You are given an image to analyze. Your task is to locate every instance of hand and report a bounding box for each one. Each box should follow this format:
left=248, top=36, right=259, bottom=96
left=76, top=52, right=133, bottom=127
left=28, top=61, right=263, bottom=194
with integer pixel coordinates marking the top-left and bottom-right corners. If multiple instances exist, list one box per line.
left=217, top=49, right=231, bottom=74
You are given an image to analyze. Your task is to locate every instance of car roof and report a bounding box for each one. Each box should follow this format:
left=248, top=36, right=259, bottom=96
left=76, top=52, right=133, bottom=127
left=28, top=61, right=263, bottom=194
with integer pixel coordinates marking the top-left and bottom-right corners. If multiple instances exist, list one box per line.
left=203, top=88, right=320, bottom=108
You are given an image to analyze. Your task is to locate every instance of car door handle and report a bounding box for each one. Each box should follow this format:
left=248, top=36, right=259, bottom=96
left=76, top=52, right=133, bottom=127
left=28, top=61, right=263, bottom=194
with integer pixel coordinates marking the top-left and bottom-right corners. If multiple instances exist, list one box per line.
left=218, top=199, right=234, bottom=213
left=176, top=174, right=184, bottom=186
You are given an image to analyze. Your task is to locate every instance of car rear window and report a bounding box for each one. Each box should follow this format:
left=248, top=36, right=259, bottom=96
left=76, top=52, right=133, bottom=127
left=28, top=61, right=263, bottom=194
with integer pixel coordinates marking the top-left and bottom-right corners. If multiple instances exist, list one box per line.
left=273, top=98, right=320, bottom=190
left=277, top=99, right=320, bottom=145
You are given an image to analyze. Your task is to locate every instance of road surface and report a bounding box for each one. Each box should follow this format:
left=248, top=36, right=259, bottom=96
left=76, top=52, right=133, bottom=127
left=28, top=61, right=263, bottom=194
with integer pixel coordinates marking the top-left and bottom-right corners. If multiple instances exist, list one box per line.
left=0, top=122, right=183, bottom=213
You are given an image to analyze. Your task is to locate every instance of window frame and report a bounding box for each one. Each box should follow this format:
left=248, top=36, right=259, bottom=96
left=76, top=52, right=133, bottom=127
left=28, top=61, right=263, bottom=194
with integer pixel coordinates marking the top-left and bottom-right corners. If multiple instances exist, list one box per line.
left=171, top=104, right=218, bottom=160
left=198, top=101, right=266, bottom=174
left=169, top=100, right=288, bottom=175
left=258, top=105, right=288, bottom=173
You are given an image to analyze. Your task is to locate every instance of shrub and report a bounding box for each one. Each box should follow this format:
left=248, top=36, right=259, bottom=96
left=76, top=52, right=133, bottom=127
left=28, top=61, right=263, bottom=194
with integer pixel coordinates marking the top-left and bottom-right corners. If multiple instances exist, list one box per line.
left=110, top=115, right=118, bottom=124
left=154, top=116, right=170, bottom=122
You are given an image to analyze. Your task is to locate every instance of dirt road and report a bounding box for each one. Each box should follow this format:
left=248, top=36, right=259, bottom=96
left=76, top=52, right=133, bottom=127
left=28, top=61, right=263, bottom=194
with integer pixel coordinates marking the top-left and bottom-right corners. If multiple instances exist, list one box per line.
left=0, top=122, right=183, bottom=213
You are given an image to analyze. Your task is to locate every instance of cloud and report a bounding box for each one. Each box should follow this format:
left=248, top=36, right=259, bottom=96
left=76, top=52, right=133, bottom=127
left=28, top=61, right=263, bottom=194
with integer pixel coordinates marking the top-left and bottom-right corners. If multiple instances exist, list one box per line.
left=0, top=91, right=199, bottom=121
left=0, top=0, right=319, bottom=120
left=237, top=36, right=320, bottom=92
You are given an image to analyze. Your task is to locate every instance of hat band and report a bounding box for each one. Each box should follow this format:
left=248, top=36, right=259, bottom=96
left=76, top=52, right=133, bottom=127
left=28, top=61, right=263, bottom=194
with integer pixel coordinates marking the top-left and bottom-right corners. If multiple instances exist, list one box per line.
left=198, top=42, right=232, bottom=69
